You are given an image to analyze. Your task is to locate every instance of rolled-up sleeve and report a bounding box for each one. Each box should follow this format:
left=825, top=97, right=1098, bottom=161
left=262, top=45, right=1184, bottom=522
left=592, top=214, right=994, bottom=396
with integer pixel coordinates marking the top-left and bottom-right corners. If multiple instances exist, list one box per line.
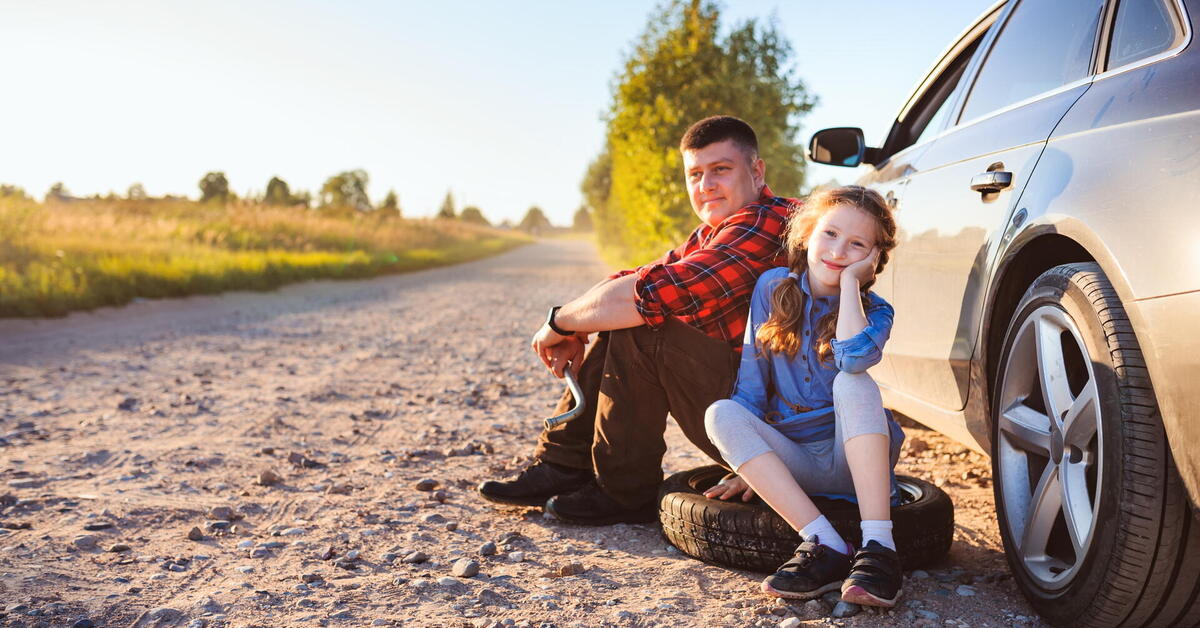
left=831, top=296, right=894, bottom=373
left=632, top=208, right=785, bottom=328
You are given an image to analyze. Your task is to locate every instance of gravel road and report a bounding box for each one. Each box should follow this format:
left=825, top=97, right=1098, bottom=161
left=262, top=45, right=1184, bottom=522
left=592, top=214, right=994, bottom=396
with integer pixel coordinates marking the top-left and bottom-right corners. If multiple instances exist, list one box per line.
left=0, top=239, right=1046, bottom=627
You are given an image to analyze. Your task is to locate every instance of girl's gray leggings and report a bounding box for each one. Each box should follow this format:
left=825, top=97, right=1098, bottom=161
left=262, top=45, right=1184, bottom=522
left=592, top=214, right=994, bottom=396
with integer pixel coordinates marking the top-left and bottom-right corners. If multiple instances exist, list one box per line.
left=704, top=371, right=900, bottom=497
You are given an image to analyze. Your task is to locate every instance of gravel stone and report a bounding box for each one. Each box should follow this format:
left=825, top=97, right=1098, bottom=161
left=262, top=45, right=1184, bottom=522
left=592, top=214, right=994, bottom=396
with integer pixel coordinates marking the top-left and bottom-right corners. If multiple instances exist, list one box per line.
left=72, top=534, right=99, bottom=550
left=478, top=542, right=497, bottom=556
left=414, top=479, right=438, bottom=491
left=186, top=526, right=203, bottom=541
left=257, top=468, right=282, bottom=486
left=831, top=601, right=861, bottom=618
left=403, top=551, right=429, bottom=564
left=452, top=558, right=480, bottom=578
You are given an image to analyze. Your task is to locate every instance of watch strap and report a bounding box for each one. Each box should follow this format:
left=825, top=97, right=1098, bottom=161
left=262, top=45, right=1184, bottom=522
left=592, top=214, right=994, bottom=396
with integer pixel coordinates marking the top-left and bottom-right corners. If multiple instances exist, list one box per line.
left=547, top=306, right=574, bottom=336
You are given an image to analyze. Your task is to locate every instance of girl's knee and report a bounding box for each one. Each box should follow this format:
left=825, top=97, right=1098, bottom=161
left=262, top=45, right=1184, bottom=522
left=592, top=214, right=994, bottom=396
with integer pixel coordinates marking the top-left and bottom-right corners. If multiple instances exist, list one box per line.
left=704, top=399, right=752, bottom=441
left=832, top=370, right=879, bottom=401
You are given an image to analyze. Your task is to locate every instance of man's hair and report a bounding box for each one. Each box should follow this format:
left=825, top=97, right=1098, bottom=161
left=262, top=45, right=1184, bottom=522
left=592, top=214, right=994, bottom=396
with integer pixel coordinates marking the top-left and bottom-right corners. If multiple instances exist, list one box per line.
left=679, top=115, right=759, bottom=160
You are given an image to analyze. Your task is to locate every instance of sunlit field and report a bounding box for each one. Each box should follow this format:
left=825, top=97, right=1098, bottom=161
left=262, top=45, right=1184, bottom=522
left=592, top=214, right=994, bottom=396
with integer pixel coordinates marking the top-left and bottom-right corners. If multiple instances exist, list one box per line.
left=0, top=197, right=530, bottom=317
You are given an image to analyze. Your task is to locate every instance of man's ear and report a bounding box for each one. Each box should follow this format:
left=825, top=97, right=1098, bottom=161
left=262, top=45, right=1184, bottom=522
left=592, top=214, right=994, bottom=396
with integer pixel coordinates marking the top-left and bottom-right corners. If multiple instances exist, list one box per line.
left=752, top=157, right=766, bottom=188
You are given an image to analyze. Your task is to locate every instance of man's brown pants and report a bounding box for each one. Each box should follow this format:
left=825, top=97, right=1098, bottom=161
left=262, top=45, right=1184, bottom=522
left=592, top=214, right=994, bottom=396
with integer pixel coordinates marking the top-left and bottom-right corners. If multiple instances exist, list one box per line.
left=534, top=319, right=739, bottom=508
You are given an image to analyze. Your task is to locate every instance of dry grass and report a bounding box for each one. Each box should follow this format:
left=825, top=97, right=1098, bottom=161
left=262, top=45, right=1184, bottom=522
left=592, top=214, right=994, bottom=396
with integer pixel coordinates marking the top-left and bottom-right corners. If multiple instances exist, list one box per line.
left=0, top=197, right=530, bottom=317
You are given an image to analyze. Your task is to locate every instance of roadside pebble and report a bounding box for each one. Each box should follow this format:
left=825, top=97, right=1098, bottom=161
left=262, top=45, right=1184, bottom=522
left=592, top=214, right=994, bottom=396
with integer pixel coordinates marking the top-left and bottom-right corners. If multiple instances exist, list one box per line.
left=956, top=585, right=977, bottom=596
left=910, top=569, right=930, bottom=580
left=445, top=521, right=458, bottom=531
left=403, top=551, right=429, bottom=564
left=414, top=479, right=438, bottom=491
left=186, top=527, right=203, bottom=541
left=508, top=551, right=525, bottom=563
left=479, top=542, right=497, bottom=556
left=778, top=619, right=802, bottom=628
left=72, top=535, right=98, bottom=550
left=452, top=559, right=480, bottom=578
left=831, top=601, right=861, bottom=618
left=257, top=469, right=282, bottom=486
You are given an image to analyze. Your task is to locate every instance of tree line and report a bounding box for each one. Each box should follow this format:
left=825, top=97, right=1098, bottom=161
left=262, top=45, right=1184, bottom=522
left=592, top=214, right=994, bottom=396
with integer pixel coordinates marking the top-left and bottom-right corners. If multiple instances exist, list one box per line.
left=2, top=172, right=595, bottom=234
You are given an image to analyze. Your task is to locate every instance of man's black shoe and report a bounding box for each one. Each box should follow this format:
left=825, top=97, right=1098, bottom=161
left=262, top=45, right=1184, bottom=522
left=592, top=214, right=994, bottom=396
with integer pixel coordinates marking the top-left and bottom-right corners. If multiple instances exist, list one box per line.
left=840, top=540, right=903, bottom=607
left=761, top=538, right=852, bottom=600
left=543, top=480, right=657, bottom=525
left=477, top=460, right=592, bottom=507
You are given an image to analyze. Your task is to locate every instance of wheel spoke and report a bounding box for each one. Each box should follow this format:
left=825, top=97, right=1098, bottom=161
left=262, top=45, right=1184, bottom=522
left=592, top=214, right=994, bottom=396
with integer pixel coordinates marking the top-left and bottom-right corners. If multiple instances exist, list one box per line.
left=1019, top=462, right=1062, bottom=557
left=999, top=403, right=1053, bottom=457
left=1063, top=379, right=1099, bottom=450
left=1034, top=317, right=1073, bottom=426
left=1060, top=460, right=1093, bottom=555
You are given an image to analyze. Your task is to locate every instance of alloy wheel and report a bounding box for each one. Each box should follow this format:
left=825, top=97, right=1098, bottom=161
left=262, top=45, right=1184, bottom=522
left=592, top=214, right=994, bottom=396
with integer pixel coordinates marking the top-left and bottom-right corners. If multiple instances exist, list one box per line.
left=996, top=304, right=1102, bottom=590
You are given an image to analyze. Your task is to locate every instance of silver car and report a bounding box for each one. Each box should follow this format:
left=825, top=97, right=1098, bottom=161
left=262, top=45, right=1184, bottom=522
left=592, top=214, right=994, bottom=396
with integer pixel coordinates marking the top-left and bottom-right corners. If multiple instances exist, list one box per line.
left=809, top=0, right=1199, bottom=625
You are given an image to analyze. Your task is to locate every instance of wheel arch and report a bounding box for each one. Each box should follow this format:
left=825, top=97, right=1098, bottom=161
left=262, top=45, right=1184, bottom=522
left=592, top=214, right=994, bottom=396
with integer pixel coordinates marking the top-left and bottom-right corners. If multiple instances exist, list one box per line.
left=982, top=229, right=1094, bottom=401
left=979, top=219, right=1200, bottom=513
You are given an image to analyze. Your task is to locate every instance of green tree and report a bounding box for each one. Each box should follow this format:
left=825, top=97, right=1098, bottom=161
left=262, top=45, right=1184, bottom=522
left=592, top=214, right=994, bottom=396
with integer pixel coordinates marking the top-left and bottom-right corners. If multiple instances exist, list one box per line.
left=199, top=171, right=230, bottom=203
left=437, top=190, right=456, bottom=219
left=379, top=189, right=401, bottom=215
left=264, top=176, right=292, bottom=206
left=0, top=184, right=29, bottom=200
left=459, top=205, right=490, bottom=226
left=126, top=183, right=147, bottom=201
left=320, top=169, right=371, bottom=211
left=572, top=205, right=594, bottom=232
left=518, top=205, right=552, bottom=234
left=45, top=182, right=71, bottom=202
left=595, top=0, right=815, bottom=263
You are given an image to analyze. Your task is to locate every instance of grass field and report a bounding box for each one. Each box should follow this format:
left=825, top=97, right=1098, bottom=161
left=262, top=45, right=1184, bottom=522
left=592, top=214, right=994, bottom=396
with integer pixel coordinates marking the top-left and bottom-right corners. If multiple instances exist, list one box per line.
left=0, top=197, right=530, bottom=317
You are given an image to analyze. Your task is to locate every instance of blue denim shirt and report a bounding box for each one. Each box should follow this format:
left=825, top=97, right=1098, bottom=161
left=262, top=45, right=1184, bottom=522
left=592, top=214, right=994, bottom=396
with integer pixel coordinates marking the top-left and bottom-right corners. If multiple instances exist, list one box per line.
left=731, top=267, right=902, bottom=447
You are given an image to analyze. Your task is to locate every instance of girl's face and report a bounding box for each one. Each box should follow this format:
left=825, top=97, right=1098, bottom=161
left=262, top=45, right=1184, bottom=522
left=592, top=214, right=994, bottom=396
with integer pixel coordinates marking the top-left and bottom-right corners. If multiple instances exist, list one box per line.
left=804, top=203, right=879, bottom=297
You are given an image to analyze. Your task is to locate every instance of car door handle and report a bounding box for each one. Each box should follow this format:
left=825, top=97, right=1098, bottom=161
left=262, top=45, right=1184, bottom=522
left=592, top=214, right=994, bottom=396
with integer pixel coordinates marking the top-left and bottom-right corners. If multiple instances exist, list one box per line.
left=970, top=171, right=1013, bottom=194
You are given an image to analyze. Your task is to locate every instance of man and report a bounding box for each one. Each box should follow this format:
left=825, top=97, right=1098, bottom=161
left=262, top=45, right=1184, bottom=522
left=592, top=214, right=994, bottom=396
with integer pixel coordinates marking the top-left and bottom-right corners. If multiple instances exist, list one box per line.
left=479, top=115, right=796, bottom=524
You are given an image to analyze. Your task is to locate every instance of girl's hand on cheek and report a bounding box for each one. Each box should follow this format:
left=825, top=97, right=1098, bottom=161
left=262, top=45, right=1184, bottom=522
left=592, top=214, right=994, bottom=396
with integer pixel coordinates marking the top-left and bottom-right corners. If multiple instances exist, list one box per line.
left=843, top=247, right=880, bottom=286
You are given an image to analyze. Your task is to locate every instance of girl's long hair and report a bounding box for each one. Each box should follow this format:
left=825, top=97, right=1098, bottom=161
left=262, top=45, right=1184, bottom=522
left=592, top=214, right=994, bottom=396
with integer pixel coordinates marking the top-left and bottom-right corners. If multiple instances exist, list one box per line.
left=756, top=185, right=897, bottom=362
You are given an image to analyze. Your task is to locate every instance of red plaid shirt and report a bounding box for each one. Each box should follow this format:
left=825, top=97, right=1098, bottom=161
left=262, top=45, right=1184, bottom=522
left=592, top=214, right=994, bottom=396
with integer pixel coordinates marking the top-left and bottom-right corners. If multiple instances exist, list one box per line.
left=614, top=185, right=795, bottom=351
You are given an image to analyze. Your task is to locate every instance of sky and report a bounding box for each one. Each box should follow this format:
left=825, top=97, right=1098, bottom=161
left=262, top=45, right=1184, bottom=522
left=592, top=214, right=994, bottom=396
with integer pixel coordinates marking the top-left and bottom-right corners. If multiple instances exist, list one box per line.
left=0, top=1, right=995, bottom=225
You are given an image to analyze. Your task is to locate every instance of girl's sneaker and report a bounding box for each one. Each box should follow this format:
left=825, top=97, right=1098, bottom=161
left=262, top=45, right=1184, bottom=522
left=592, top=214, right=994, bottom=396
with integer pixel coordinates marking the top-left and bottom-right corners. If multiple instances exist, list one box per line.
left=840, top=540, right=903, bottom=607
left=760, top=539, right=852, bottom=599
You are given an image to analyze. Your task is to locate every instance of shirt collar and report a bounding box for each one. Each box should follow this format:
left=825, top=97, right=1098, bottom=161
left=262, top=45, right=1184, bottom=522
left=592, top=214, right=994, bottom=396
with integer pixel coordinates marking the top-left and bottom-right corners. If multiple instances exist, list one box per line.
left=797, top=271, right=836, bottom=306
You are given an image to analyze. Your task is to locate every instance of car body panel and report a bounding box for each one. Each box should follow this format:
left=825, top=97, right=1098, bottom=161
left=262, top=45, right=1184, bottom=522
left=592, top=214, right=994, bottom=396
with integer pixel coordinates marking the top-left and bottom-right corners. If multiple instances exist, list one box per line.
left=859, top=0, right=1200, bottom=508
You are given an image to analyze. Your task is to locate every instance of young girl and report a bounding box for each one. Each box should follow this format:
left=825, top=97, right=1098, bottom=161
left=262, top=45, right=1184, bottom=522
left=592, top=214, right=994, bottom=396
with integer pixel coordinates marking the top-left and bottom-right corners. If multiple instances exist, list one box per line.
left=703, top=185, right=903, bottom=607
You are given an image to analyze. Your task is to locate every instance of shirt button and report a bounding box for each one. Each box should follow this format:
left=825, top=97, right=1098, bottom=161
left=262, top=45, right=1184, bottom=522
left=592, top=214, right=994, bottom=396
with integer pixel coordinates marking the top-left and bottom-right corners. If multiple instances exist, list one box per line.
left=804, top=377, right=810, bottom=382
left=804, top=330, right=810, bottom=336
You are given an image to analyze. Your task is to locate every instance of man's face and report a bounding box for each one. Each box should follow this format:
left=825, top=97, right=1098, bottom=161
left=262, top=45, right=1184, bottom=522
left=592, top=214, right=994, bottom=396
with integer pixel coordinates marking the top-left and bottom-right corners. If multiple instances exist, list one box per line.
left=682, top=139, right=765, bottom=228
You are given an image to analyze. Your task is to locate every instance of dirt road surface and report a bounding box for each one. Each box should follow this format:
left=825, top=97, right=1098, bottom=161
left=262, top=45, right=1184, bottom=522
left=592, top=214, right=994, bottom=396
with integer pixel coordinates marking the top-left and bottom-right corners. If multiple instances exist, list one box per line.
left=0, top=240, right=1046, bottom=627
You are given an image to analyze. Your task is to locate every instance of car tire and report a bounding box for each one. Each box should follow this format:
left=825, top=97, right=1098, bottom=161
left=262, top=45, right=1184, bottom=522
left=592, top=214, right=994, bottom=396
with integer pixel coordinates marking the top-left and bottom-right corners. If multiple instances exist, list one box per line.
left=658, top=465, right=953, bottom=573
left=992, top=263, right=1200, bottom=627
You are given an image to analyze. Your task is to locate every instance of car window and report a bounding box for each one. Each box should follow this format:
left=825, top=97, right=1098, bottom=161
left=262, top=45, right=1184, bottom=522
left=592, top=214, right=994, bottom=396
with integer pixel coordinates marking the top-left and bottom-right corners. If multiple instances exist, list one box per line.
left=1107, top=0, right=1183, bottom=70
left=959, top=0, right=1105, bottom=123
left=911, top=55, right=971, bottom=148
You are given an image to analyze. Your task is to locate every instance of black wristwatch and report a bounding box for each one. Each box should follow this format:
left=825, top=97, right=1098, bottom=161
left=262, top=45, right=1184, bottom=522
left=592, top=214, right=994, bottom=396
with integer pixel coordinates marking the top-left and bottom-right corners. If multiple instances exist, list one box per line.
left=546, top=306, right=574, bottom=336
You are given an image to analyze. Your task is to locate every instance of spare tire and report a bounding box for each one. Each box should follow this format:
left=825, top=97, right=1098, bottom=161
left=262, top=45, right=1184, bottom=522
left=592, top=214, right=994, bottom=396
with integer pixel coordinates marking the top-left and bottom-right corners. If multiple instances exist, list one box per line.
left=659, top=465, right=953, bottom=573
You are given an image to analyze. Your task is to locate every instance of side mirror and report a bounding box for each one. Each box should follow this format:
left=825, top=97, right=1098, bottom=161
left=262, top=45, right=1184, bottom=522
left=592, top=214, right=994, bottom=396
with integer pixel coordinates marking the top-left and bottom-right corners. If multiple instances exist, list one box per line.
left=808, top=127, right=876, bottom=167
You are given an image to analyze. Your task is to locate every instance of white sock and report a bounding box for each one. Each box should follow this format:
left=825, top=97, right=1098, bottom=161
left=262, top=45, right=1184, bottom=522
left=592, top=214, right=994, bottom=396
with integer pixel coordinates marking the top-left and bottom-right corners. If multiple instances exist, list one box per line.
left=799, top=515, right=850, bottom=555
left=860, top=519, right=895, bottom=551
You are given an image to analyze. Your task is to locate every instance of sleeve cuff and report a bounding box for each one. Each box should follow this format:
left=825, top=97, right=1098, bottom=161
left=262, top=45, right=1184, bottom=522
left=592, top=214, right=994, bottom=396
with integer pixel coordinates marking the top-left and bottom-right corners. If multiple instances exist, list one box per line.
left=831, top=329, right=882, bottom=373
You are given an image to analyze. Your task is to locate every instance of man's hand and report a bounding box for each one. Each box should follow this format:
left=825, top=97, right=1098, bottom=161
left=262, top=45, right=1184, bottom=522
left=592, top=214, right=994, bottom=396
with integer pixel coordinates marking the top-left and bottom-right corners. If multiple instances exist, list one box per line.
left=532, top=325, right=588, bottom=378
left=702, top=473, right=757, bottom=502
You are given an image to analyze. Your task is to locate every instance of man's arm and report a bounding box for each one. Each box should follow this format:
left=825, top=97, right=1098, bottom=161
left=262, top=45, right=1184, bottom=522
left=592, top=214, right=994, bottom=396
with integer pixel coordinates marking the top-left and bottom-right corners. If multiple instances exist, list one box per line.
left=556, top=274, right=644, bottom=332
left=531, top=274, right=644, bottom=378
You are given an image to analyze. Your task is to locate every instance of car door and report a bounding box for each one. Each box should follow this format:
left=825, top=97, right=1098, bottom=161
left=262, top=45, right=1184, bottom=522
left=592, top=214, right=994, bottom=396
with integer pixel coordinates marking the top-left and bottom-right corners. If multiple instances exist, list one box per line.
left=856, top=9, right=999, bottom=392
left=885, top=0, right=1107, bottom=412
